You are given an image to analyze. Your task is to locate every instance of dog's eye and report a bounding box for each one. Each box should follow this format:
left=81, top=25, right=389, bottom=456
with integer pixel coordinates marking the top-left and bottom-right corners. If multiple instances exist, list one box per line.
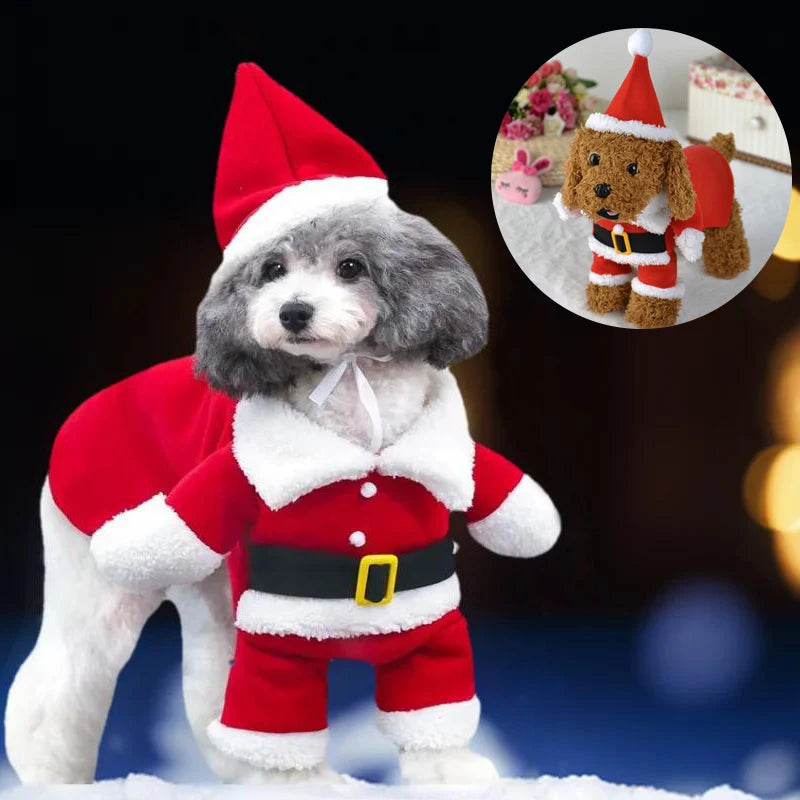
left=337, top=258, right=366, bottom=281
left=626, top=162, right=638, bottom=175
left=588, top=152, right=600, bottom=166
left=261, top=262, right=286, bottom=282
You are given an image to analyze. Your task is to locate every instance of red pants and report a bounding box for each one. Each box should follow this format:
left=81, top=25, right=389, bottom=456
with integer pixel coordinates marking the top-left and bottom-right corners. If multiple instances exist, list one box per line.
left=220, top=610, right=475, bottom=734
left=591, top=253, right=678, bottom=289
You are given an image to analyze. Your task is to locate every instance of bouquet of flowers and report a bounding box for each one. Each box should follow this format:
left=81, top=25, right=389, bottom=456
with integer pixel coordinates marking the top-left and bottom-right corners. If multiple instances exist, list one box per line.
left=500, top=60, right=599, bottom=140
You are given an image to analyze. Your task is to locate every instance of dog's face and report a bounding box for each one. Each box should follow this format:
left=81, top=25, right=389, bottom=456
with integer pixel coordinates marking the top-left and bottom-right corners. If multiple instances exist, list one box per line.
left=561, top=128, right=696, bottom=223
left=195, top=200, right=489, bottom=397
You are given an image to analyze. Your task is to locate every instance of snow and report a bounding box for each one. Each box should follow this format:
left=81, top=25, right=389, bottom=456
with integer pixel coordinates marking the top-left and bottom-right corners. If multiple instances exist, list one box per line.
left=0, top=774, right=759, bottom=800
left=493, top=110, right=792, bottom=328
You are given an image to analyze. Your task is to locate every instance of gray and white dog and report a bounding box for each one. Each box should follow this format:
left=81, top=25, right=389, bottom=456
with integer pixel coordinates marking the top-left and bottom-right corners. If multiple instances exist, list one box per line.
left=6, top=197, right=560, bottom=786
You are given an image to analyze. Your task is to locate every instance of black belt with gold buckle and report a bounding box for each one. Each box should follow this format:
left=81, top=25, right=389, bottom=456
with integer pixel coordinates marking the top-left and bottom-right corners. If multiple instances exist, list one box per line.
left=593, top=223, right=666, bottom=256
left=247, top=537, right=455, bottom=606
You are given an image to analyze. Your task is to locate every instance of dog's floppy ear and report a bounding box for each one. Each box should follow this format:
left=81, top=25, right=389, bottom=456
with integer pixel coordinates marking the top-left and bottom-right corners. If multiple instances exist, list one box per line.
left=664, top=140, right=696, bottom=221
left=194, top=273, right=309, bottom=397
left=560, top=128, right=585, bottom=208
left=369, top=210, right=488, bottom=368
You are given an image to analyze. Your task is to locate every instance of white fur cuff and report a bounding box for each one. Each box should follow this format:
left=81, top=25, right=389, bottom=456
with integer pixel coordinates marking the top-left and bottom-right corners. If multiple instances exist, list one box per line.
left=553, top=191, right=582, bottom=221
left=468, top=475, right=561, bottom=558
left=631, top=276, right=686, bottom=300
left=207, top=720, right=328, bottom=771
left=90, top=494, right=223, bottom=593
left=675, top=227, right=705, bottom=262
left=589, top=271, right=633, bottom=286
left=377, top=696, right=480, bottom=751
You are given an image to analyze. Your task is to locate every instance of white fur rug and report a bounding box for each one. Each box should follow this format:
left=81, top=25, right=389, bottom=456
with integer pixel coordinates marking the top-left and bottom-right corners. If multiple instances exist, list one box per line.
left=492, top=110, right=792, bottom=328
left=0, top=774, right=760, bottom=799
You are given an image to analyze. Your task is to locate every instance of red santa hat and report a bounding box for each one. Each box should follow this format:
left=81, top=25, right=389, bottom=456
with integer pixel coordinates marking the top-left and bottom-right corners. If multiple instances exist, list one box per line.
left=212, top=63, right=390, bottom=280
left=585, top=29, right=676, bottom=143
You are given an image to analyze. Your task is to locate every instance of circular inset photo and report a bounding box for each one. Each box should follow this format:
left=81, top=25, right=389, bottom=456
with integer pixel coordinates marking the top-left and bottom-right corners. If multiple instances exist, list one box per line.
left=491, top=28, right=792, bottom=328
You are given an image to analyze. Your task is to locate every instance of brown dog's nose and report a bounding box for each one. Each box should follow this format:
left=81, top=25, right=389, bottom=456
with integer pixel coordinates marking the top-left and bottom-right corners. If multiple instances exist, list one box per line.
left=594, top=183, right=612, bottom=198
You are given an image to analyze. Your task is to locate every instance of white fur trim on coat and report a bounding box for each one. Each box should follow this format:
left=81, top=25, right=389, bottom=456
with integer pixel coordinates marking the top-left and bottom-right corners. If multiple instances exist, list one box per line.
left=213, top=177, right=391, bottom=286
left=90, top=494, right=223, bottom=593
left=633, top=190, right=671, bottom=234
left=207, top=720, right=327, bottom=771
left=587, top=234, right=671, bottom=266
left=377, top=696, right=480, bottom=750
left=234, top=574, right=460, bottom=640
left=553, top=191, right=583, bottom=221
left=675, top=227, right=705, bottom=262
left=233, top=369, right=475, bottom=511
left=585, top=113, right=676, bottom=143
left=631, top=276, right=685, bottom=300
left=468, top=475, right=561, bottom=558
left=589, top=270, right=633, bottom=286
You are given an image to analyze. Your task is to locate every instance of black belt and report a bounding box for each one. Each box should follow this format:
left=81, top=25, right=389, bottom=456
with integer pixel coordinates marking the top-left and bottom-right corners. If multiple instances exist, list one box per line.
left=247, top=537, right=455, bottom=606
left=593, top=223, right=666, bottom=255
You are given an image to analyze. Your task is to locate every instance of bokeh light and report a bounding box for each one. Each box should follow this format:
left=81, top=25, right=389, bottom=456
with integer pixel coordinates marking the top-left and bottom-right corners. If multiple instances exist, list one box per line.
left=767, top=327, right=800, bottom=443
left=751, top=255, right=799, bottom=301
left=637, top=579, right=762, bottom=705
left=743, top=444, right=800, bottom=534
left=771, top=529, right=800, bottom=593
left=741, top=741, right=800, bottom=798
left=772, top=187, right=800, bottom=262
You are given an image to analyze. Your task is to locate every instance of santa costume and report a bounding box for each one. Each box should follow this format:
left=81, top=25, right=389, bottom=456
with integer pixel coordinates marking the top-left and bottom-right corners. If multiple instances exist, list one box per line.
left=556, top=29, right=734, bottom=305
left=49, top=64, right=561, bottom=773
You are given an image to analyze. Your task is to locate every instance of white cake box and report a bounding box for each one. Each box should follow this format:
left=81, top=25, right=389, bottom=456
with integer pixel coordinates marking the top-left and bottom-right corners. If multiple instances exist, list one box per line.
left=687, top=54, right=790, bottom=171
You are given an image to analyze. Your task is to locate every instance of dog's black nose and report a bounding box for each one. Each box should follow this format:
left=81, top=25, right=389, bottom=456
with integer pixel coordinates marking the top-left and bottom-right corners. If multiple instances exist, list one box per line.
left=594, top=183, right=612, bottom=198
left=279, top=301, right=314, bottom=333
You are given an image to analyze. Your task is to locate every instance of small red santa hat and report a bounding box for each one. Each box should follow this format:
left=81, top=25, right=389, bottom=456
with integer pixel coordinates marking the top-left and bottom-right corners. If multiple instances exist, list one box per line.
left=585, top=29, right=676, bottom=142
left=212, top=63, right=390, bottom=280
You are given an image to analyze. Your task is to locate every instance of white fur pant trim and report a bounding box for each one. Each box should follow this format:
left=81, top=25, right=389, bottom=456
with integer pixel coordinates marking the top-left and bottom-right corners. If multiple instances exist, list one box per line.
left=468, top=475, right=560, bottom=558
left=207, top=720, right=328, bottom=771
left=587, top=235, right=671, bottom=266
left=631, top=276, right=685, bottom=300
left=589, top=270, right=633, bottom=286
left=377, top=696, right=480, bottom=751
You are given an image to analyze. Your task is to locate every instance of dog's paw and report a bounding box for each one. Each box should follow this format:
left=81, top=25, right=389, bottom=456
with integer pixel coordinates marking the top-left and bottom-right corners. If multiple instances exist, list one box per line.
left=398, top=747, right=500, bottom=785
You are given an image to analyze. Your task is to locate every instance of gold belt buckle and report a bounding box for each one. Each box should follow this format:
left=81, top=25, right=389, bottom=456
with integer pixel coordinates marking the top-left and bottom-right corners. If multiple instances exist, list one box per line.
left=355, top=554, right=398, bottom=606
left=611, top=228, right=632, bottom=255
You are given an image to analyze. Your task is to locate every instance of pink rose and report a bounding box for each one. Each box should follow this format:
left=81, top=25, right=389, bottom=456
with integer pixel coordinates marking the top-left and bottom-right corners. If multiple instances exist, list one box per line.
left=525, top=70, right=542, bottom=88
left=540, top=62, right=553, bottom=78
left=550, top=60, right=562, bottom=74
left=499, top=111, right=512, bottom=136
left=528, top=88, right=553, bottom=115
left=559, top=105, right=576, bottom=130
left=504, top=119, right=534, bottom=139
left=523, top=114, right=544, bottom=136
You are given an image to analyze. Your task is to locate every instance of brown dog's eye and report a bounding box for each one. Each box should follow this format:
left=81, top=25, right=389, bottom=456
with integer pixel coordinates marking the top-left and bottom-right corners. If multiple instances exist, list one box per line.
left=588, top=153, right=600, bottom=166
left=626, top=162, right=638, bottom=175
left=261, top=262, right=286, bottom=282
left=337, top=258, right=366, bottom=280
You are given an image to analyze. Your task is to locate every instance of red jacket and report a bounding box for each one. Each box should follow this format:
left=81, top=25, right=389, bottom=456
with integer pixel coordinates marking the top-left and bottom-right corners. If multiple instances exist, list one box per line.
left=51, top=357, right=561, bottom=640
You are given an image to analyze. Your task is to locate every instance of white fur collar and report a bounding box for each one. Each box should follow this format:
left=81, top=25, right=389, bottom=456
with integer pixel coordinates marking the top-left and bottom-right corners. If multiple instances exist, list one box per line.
left=232, top=369, right=475, bottom=511
left=633, top=190, right=671, bottom=233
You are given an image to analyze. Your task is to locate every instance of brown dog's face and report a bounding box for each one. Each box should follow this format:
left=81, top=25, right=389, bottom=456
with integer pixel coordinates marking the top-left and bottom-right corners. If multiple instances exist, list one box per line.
left=561, top=128, right=696, bottom=223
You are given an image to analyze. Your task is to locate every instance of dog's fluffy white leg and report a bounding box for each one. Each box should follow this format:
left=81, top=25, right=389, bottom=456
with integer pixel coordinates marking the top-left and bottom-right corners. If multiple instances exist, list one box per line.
left=165, top=571, right=249, bottom=781
left=4, top=480, right=164, bottom=784
left=398, top=748, right=500, bottom=784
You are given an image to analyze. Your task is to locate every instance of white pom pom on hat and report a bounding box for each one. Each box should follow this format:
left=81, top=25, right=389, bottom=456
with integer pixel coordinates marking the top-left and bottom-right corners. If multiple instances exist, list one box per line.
left=627, top=29, right=653, bottom=58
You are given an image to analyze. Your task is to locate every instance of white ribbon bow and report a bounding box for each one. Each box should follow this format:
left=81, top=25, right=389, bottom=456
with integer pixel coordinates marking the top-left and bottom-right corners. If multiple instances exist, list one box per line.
left=308, top=353, right=393, bottom=452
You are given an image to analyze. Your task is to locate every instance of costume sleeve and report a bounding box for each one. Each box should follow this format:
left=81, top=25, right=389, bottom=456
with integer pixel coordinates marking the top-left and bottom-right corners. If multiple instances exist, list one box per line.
left=671, top=207, right=705, bottom=263
left=466, top=444, right=561, bottom=558
left=91, top=444, right=259, bottom=592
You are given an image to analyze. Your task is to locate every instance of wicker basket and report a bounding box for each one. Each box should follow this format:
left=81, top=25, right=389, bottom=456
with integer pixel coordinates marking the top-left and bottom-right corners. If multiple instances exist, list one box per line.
left=491, top=131, right=574, bottom=187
